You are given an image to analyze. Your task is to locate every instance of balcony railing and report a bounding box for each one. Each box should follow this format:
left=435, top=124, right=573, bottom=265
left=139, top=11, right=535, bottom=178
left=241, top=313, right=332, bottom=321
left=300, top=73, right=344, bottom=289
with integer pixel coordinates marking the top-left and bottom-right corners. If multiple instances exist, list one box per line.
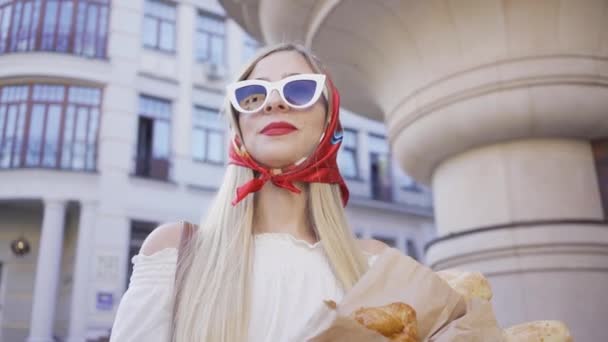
left=0, top=0, right=109, bottom=58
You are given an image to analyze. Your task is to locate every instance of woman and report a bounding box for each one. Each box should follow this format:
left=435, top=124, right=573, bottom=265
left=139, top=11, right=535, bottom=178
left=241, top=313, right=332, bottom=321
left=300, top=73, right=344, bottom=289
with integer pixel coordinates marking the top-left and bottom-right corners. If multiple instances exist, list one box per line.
left=109, top=43, right=388, bottom=342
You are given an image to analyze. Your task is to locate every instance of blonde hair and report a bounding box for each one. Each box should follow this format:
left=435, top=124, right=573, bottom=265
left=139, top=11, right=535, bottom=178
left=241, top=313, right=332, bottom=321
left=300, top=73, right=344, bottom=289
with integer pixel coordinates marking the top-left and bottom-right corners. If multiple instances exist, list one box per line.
left=171, top=43, right=369, bottom=342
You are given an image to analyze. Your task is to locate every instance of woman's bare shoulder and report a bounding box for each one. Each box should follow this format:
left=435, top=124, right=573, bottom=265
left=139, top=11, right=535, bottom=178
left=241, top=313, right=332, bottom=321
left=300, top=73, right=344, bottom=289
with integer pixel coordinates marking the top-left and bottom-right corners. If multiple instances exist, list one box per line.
left=139, top=221, right=184, bottom=256
left=357, top=238, right=390, bottom=255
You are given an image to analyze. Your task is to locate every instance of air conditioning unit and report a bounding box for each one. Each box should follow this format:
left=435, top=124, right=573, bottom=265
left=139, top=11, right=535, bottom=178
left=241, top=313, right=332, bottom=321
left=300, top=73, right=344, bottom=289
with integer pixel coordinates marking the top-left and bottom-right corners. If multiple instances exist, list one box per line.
left=205, top=62, right=226, bottom=81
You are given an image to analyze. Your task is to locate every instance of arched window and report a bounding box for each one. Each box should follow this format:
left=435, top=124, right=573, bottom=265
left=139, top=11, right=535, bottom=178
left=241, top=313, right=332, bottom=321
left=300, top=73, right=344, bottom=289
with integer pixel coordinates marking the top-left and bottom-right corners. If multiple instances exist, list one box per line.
left=0, top=0, right=109, bottom=58
left=0, top=83, right=102, bottom=170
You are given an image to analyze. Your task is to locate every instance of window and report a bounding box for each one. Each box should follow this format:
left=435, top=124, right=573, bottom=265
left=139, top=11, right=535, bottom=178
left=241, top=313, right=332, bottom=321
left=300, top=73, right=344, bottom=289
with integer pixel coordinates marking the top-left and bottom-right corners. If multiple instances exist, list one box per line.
left=242, top=33, right=259, bottom=62
left=195, top=11, right=225, bottom=65
left=337, top=128, right=359, bottom=179
left=135, top=95, right=171, bottom=180
left=142, top=0, right=175, bottom=52
left=126, top=220, right=158, bottom=289
left=0, top=0, right=109, bottom=58
left=192, top=105, right=224, bottom=164
left=399, top=169, right=422, bottom=192
left=368, top=134, right=393, bottom=202
left=0, top=83, right=101, bottom=170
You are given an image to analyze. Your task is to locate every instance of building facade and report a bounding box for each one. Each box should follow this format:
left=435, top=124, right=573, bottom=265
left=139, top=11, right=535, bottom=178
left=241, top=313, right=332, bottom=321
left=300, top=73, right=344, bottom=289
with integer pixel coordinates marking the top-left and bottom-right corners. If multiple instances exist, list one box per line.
left=0, top=0, right=433, bottom=340
left=218, top=0, right=608, bottom=341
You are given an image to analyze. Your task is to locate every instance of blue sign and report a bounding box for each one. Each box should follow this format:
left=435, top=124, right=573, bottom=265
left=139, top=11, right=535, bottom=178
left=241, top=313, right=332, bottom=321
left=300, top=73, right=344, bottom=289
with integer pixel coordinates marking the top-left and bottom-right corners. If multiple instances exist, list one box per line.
left=96, top=292, right=114, bottom=311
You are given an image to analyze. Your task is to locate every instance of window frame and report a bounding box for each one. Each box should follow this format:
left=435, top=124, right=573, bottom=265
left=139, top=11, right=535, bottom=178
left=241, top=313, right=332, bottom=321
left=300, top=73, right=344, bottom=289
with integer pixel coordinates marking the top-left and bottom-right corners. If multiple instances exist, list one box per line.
left=0, top=82, right=102, bottom=171
left=358, top=226, right=418, bottom=259
left=368, top=132, right=394, bottom=202
left=142, top=0, right=176, bottom=53
left=191, top=105, right=225, bottom=165
left=241, top=33, right=259, bottom=63
left=0, top=0, right=110, bottom=58
left=194, top=9, right=226, bottom=65
left=338, top=127, right=361, bottom=180
left=134, top=94, right=173, bottom=181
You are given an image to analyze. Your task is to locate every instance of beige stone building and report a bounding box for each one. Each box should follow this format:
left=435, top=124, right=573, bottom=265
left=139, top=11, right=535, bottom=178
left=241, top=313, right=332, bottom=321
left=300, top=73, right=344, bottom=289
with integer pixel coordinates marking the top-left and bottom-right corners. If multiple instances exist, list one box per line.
left=219, top=0, right=608, bottom=341
left=0, top=0, right=433, bottom=340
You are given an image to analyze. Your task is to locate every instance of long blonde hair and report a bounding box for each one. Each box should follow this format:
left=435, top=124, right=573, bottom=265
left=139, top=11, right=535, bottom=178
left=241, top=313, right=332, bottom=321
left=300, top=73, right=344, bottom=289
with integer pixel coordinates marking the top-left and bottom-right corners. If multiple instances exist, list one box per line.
left=172, top=43, right=369, bottom=342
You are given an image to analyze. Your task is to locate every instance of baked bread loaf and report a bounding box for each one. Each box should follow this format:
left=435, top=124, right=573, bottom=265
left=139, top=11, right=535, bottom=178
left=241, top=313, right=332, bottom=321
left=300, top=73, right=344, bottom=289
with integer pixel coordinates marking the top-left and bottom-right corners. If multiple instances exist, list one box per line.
left=503, top=320, right=573, bottom=342
left=350, top=302, right=419, bottom=342
left=436, top=269, right=493, bottom=302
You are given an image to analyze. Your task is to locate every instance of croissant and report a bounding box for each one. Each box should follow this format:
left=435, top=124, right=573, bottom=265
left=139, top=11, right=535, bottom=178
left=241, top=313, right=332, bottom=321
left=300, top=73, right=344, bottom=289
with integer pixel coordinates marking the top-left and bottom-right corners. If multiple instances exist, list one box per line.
left=351, top=302, right=419, bottom=342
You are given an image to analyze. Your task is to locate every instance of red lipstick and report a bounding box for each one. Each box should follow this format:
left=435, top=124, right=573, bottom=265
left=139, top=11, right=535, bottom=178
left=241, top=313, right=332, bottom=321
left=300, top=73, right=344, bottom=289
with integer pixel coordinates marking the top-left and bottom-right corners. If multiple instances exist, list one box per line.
left=260, top=121, right=297, bottom=136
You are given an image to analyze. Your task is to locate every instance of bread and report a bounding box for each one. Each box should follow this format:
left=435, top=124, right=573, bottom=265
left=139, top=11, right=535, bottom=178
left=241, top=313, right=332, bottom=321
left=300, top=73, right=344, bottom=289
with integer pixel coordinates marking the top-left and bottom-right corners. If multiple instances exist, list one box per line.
left=436, top=269, right=493, bottom=301
left=351, top=302, right=419, bottom=342
left=503, top=320, right=573, bottom=342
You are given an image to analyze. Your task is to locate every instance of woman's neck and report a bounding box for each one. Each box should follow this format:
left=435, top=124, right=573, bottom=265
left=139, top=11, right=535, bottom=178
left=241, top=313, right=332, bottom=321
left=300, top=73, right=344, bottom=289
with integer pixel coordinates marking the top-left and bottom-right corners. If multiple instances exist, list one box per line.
left=252, top=181, right=318, bottom=244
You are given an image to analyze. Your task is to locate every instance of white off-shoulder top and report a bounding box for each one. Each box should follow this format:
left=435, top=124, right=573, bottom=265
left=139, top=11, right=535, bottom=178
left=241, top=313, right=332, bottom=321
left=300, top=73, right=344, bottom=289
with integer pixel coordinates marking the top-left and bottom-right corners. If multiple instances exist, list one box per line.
left=110, top=233, right=379, bottom=342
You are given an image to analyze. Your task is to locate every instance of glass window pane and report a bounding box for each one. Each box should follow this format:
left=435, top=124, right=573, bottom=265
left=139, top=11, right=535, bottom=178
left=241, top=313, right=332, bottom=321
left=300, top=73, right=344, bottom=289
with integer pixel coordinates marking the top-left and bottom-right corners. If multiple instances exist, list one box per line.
left=159, top=21, right=174, bottom=51
left=74, top=1, right=86, bottom=54
left=368, top=134, right=389, bottom=154
left=191, top=128, right=205, bottom=160
left=9, top=1, right=22, bottom=51
left=210, top=36, right=222, bottom=65
left=56, top=1, right=72, bottom=52
left=195, top=32, right=208, bottom=61
left=83, top=4, right=98, bottom=56
left=0, top=104, right=6, bottom=141
left=207, top=131, right=223, bottom=163
left=338, top=150, right=357, bottom=178
left=42, top=104, right=61, bottom=167
left=198, top=14, right=224, bottom=35
left=85, top=108, right=98, bottom=170
left=72, top=107, right=88, bottom=170
left=142, top=16, right=157, bottom=47
left=0, top=104, right=10, bottom=166
left=193, top=106, right=220, bottom=126
left=42, top=0, right=58, bottom=50
left=13, top=103, right=26, bottom=166
left=343, top=129, right=357, bottom=148
left=29, top=0, right=42, bottom=49
left=26, top=104, right=45, bottom=166
left=0, top=105, right=17, bottom=167
left=61, top=104, right=75, bottom=168
left=97, top=5, right=108, bottom=56
left=0, top=5, right=13, bottom=53
left=242, top=35, right=259, bottom=62
left=16, top=0, right=32, bottom=51
left=152, top=120, right=169, bottom=159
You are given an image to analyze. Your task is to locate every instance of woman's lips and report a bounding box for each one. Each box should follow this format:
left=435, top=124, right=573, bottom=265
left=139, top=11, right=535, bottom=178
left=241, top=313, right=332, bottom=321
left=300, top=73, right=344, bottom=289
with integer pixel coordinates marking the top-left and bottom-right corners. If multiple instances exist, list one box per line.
left=260, top=122, right=297, bottom=136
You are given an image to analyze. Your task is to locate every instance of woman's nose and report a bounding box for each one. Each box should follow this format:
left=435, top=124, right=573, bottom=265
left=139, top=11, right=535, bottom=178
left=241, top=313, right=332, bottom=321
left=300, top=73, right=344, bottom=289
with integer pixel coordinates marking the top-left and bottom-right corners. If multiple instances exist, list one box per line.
left=263, top=89, right=289, bottom=113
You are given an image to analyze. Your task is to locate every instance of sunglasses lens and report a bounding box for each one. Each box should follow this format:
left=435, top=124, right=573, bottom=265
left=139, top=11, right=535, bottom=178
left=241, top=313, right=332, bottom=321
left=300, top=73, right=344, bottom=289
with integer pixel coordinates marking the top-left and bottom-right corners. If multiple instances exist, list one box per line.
left=283, top=79, right=317, bottom=106
left=235, top=84, right=267, bottom=112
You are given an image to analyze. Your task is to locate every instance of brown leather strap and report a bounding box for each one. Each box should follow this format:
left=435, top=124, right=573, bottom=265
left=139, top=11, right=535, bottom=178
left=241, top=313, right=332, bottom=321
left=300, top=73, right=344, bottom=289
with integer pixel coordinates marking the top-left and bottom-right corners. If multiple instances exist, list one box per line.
left=172, top=220, right=197, bottom=328
left=177, top=220, right=195, bottom=264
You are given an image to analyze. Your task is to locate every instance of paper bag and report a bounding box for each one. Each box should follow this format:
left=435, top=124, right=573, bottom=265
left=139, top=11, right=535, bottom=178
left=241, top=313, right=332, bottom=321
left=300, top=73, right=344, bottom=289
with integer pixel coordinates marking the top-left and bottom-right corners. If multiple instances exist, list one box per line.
left=293, top=248, right=504, bottom=341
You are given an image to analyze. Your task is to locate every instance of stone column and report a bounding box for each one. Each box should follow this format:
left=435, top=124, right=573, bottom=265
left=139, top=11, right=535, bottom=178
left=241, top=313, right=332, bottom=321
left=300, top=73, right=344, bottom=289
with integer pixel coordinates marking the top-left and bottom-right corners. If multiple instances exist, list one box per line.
left=66, top=201, right=98, bottom=342
left=27, top=199, right=68, bottom=342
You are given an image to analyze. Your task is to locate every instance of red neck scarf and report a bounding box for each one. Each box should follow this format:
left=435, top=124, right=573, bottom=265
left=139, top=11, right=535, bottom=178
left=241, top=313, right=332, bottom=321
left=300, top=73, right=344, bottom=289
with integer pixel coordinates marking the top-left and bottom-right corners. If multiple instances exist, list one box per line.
left=228, top=77, right=349, bottom=207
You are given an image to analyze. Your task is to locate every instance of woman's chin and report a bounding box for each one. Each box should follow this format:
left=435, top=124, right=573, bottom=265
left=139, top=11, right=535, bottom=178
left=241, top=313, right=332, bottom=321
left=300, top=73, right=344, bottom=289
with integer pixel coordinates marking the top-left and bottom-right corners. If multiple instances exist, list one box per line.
left=254, top=156, right=301, bottom=169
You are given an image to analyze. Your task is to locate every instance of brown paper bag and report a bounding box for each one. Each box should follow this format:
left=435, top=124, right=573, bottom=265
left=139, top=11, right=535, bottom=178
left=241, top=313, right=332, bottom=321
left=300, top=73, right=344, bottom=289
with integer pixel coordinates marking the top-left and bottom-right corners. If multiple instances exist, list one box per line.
left=292, top=248, right=504, bottom=341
